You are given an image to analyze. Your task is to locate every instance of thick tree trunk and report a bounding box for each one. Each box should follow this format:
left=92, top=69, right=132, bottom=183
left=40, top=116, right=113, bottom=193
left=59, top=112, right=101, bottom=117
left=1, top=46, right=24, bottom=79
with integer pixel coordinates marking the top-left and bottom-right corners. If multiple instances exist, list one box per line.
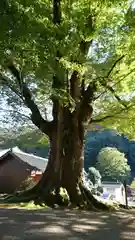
left=32, top=107, right=83, bottom=206
left=29, top=107, right=109, bottom=210
left=61, top=108, right=84, bottom=205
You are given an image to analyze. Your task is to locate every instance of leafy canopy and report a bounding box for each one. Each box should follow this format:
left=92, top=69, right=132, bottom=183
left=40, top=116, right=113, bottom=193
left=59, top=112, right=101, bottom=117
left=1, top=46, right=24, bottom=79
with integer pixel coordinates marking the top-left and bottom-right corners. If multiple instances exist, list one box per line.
left=0, top=0, right=134, bottom=130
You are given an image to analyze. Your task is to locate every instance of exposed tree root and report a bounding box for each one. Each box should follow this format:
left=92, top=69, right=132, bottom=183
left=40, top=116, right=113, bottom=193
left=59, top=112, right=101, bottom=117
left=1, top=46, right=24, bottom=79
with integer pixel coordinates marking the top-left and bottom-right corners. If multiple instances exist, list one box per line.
left=79, top=183, right=111, bottom=210
left=1, top=183, right=69, bottom=208
left=0, top=183, right=39, bottom=204
left=0, top=182, right=120, bottom=211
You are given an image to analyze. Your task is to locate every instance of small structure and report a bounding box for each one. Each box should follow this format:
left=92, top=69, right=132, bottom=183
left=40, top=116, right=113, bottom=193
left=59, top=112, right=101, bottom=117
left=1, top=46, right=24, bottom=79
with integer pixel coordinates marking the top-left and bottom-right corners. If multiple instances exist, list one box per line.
left=102, top=181, right=126, bottom=205
left=0, top=147, right=48, bottom=193
left=31, top=170, right=43, bottom=182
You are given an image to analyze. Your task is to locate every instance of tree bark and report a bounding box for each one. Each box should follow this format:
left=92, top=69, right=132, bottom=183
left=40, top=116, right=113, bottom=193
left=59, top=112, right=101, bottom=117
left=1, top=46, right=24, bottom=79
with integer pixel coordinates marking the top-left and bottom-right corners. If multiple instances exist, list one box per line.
left=24, top=105, right=108, bottom=210
left=32, top=106, right=84, bottom=206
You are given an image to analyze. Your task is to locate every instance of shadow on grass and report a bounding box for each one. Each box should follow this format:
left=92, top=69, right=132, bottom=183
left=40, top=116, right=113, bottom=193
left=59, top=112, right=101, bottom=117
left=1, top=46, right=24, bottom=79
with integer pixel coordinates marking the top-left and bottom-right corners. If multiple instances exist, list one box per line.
left=0, top=208, right=135, bottom=239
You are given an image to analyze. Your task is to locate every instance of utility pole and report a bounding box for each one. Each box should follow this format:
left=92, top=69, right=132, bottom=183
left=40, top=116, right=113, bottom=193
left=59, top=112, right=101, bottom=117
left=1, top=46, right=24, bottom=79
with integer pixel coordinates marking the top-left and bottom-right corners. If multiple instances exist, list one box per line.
left=124, top=180, right=128, bottom=209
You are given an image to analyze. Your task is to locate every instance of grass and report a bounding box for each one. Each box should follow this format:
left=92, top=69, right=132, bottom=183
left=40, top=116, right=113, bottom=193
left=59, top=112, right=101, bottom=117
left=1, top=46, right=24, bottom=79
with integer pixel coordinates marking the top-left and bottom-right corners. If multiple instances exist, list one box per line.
left=0, top=201, right=48, bottom=209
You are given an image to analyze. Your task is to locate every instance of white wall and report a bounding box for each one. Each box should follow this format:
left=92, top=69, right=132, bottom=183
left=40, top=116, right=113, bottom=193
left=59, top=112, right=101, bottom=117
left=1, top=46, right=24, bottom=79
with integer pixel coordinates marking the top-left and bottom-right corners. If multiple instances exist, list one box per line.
left=103, top=185, right=125, bottom=204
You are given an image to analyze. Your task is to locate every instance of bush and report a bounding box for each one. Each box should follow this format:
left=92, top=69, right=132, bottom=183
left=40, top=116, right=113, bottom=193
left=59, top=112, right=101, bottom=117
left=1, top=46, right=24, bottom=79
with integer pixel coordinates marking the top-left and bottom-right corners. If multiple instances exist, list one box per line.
left=88, top=167, right=101, bottom=187
left=83, top=168, right=103, bottom=196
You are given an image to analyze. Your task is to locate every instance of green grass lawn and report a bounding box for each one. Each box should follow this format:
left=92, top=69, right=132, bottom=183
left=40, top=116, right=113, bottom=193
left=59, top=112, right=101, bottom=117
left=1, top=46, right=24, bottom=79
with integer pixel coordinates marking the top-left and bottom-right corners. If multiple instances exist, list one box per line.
left=0, top=201, right=48, bottom=209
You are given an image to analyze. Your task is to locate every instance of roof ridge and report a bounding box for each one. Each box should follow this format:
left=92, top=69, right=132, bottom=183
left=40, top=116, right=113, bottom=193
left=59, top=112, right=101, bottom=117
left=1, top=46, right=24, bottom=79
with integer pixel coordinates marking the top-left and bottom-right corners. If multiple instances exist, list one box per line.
left=0, top=147, right=48, bottom=162
left=12, top=147, right=48, bottom=161
left=14, top=151, right=48, bottom=161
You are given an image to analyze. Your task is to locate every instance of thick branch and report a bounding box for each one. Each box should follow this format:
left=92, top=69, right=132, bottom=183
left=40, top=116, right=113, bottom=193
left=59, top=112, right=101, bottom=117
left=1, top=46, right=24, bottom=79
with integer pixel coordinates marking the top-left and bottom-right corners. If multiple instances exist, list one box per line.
left=80, top=40, right=93, bottom=56
left=70, top=17, right=93, bottom=101
left=82, top=82, right=96, bottom=104
left=7, top=64, right=52, bottom=136
left=81, top=79, right=85, bottom=96
left=70, top=70, right=80, bottom=100
left=52, top=0, right=62, bottom=122
left=79, top=82, right=96, bottom=124
left=53, top=0, right=61, bottom=24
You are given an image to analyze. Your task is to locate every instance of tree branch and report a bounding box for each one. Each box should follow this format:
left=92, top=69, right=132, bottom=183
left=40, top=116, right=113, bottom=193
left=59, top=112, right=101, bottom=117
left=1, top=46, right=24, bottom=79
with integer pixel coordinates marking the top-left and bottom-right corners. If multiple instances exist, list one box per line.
left=0, top=73, right=24, bottom=101
left=53, top=0, right=61, bottom=24
left=100, top=80, right=127, bottom=108
left=0, top=107, right=31, bottom=121
left=81, top=78, right=85, bottom=96
left=79, top=82, right=96, bottom=123
left=7, top=64, right=52, bottom=136
left=70, top=70, right=80, bottom=99
left=106, top=55, right=125, bottom=78
left=82, top=82, right=97, bottom=104
left=95, top=55, right=127, bottom=108
left=94, top=67, right=135, bottom=101
left=91, top=103, right=133, bottom=123
left=91, top=114, right=117, bottom=123
left=80, top=40, right=93, bottom=56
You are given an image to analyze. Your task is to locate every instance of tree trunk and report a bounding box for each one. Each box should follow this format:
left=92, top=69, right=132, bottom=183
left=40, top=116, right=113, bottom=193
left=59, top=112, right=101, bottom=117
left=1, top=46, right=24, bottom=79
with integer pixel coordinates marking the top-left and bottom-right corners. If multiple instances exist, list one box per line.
left=3, top=105, right=109, bottom=210
left=30, top=107, right=109, bottom=210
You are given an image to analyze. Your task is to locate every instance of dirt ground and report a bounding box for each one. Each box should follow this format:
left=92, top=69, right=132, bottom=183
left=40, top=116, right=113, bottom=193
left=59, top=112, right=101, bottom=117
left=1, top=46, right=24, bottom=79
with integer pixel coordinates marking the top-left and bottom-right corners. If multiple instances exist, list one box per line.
left=0, top=208, right=135, bottom=240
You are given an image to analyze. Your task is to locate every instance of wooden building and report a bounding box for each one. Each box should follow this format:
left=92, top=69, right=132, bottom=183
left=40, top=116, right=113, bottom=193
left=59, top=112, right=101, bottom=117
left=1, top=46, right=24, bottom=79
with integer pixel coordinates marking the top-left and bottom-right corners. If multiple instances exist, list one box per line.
left=0, top=147, right=48, bottom=193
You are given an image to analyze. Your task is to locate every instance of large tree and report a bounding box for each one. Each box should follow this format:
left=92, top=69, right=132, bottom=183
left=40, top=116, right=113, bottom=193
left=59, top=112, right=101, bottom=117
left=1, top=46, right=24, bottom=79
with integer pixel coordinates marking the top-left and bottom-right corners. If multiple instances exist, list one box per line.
left=0, top=0, right=135, bottom=208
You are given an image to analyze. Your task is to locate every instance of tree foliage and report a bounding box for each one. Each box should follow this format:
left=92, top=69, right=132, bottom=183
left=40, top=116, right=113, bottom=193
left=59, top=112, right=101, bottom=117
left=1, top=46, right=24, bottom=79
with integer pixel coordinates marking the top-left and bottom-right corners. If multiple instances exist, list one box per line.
left=96, top=147, right=131, bottom=182
left=88, top=167, right=101, bottom=186
left=97, top=109, right=135, bottom=140
left=0, top=0, right=134, bottom=126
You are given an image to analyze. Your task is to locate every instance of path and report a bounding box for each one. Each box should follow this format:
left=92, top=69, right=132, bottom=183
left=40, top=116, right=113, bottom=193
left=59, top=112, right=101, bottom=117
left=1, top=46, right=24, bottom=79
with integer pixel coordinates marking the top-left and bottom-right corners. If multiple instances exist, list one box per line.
left=0, top=208, right=135, bottom=239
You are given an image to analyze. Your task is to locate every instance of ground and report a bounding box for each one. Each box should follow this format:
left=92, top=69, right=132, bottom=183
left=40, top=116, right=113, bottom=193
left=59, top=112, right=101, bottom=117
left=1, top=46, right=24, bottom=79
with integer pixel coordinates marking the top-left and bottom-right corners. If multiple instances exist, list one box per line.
left=0, top=208, right=135, bottom=240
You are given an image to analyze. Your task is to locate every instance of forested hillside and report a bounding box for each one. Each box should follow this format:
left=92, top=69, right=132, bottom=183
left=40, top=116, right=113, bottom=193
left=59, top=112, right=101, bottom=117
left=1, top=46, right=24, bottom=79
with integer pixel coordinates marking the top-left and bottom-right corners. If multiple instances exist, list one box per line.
left=0, top=128, right=49, bottom=158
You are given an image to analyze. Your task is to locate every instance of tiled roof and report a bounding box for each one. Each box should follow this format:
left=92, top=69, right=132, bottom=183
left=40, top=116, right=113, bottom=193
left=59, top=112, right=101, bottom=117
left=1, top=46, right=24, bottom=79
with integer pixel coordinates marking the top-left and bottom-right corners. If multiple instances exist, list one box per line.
left=0, top=149, right=10, bottom=158
left=0, top=147, right=48, bottom=171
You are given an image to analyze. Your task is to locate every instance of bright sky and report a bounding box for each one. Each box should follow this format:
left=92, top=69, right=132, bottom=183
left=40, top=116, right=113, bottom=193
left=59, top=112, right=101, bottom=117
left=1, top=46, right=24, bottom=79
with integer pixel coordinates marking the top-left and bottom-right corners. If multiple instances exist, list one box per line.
left=130, top=0, right=135, bottom=7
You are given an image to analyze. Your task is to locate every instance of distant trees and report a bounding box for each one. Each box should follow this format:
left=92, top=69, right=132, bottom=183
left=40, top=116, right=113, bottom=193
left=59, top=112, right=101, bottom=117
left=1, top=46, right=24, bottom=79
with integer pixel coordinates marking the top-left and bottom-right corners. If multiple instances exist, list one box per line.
left=88, top=167, right=101, bottom=186
left=96, top=147, right=131, bottom=183
left=0, top=127, right=49, bottom=158
left=84, top=129, right=135, bottom=175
